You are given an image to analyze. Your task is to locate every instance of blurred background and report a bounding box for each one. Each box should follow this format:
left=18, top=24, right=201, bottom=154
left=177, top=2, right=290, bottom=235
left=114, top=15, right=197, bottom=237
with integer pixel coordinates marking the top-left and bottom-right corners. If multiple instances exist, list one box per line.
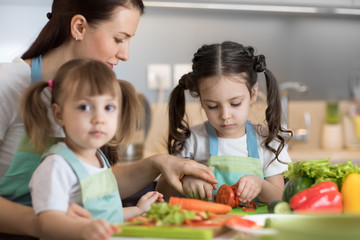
left=1, top=0, right=360, bottom=102
left=1, top=0, right=360, bottom=163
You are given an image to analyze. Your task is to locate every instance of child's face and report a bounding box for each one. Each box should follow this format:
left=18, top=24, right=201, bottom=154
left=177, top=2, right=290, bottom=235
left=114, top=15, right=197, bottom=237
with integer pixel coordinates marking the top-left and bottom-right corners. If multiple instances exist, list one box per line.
left=199, top=76, right=258, bottom=138
left=53, top=91, right=119, bottom=153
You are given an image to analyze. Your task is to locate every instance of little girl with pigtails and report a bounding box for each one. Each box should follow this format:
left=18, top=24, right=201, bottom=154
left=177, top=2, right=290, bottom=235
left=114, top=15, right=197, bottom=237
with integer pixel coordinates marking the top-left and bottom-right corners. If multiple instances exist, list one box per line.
left=22, top=59, right=163, bottom=239
left=156, top=41, right=292, bottom=204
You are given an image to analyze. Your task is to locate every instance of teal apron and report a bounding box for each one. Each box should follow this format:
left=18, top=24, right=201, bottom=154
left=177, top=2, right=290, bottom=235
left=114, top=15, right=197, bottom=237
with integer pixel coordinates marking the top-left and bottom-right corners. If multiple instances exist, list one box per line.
left=42, top=144, right=124, bottom=223
left=205, top=121, right=264, bottom=197
left=0, top=56, right=62, bottom=206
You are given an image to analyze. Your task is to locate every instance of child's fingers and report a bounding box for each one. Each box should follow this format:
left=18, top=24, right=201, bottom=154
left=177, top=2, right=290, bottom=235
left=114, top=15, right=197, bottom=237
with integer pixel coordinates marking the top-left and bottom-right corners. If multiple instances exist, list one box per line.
left=147, top=191, right=162, bottom=202
left=204, top=184, right=213, bottom=201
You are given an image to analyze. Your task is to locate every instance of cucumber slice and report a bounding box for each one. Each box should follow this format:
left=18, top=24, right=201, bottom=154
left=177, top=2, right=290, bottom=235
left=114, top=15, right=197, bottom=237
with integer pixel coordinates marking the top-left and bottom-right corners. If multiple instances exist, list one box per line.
left=268, top=200, right=291, bottom=214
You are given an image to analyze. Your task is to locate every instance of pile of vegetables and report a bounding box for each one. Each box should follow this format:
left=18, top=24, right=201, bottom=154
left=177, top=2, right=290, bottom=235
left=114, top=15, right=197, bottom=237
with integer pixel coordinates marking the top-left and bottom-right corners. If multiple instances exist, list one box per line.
left=145, top=202, right=196, bottom=226
left=126, top=198, right=229, bottom=227
left=283, top=158, right=360, bottom=214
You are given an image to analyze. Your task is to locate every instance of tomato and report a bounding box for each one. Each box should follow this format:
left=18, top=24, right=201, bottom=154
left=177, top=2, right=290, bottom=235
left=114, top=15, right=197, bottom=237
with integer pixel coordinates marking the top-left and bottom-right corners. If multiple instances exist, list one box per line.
left=225, top=216, right=256, bottom=228
left=216, top=184, right=236, bottom=207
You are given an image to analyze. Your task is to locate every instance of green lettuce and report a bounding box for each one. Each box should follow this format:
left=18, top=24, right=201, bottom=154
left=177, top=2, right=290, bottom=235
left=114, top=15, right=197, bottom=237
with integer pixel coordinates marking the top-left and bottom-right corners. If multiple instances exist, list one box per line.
left=146, top=202, right=195, bottom=226
left=283, top=158, right=360, bottom=189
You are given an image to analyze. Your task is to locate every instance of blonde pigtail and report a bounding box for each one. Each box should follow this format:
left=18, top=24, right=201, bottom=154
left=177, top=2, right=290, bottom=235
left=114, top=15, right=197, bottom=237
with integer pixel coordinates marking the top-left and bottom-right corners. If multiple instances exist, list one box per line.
left=20, top=81, right=52, bottom=152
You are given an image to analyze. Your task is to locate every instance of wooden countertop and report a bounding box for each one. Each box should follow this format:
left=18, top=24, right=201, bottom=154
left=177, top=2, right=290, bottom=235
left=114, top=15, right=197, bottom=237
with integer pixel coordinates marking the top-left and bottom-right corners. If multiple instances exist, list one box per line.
left=288, top=148, right=360, bottom=164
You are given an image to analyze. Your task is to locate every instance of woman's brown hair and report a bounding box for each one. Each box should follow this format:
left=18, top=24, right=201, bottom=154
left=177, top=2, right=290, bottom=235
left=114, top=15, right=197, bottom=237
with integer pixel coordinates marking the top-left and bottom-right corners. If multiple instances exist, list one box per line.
left=22, top=0, right=144, bottom=59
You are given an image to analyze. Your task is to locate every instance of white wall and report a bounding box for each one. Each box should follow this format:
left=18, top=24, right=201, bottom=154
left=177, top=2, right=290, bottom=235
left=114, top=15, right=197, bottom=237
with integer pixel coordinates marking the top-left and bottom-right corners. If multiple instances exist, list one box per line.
left=1, top=1, right=360, bottom=102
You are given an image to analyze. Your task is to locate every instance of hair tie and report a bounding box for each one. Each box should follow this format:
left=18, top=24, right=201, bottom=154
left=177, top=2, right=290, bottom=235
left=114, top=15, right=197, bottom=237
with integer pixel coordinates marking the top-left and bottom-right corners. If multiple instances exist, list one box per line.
left=46, top=12, right=53, bottom=20
left=254, top=54, right=266, bottom=73
left=48, top=80, right=54, bottom=88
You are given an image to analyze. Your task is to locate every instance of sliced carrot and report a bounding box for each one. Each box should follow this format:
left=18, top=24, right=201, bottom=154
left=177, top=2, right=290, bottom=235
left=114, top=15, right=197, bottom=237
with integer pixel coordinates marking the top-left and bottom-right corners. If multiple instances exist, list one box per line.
left=169, top=197, right=232, bottom=214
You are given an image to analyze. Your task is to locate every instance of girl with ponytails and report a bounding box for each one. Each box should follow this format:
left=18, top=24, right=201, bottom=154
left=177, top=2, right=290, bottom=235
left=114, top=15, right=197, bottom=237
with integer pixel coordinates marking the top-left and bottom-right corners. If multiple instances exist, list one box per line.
left=23, top=59, right=163, bottom=239
left=157, top=41, right=292, bottom=204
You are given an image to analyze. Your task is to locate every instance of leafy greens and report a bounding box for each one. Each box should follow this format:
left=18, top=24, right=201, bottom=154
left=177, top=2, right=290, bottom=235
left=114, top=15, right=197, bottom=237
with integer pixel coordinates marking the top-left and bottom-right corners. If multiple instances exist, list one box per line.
left=283, top=158, right=360, bottom=189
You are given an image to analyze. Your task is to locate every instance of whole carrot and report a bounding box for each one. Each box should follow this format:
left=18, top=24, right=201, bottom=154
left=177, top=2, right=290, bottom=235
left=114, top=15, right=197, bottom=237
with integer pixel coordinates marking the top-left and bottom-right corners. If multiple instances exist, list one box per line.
left=169, top=197, right=232, bottom=214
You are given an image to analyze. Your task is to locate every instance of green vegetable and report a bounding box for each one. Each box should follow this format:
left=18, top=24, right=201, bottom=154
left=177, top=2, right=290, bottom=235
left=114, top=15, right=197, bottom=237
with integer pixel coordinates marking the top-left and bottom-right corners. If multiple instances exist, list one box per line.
left=283, top=176, right=315, bottom=202
left=268, top=200, right=292, bottom=214
left=283, top=159, right=360, bottom=190
left=145, top=202, right=195, bottom=226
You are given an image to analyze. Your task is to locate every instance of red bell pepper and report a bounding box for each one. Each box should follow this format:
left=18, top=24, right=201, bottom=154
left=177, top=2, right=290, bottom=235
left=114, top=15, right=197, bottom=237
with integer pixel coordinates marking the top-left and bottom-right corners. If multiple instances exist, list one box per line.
left=289, top=181, right=343, bottom=214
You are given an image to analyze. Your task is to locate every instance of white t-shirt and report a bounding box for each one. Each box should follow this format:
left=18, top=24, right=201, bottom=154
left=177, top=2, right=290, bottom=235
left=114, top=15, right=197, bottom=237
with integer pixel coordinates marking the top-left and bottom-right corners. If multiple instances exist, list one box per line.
left=0, top=58, right=65, bottom=179
left=179, top=123, right=291, bottom=177
left=0, top=58, right=30, bottom=179
left=29, top=142, right=108, bottom=215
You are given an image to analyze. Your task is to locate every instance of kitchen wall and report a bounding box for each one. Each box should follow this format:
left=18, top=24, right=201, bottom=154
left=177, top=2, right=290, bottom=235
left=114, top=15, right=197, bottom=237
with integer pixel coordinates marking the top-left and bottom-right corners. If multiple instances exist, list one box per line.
left=1, top=0, right=360, bottom=103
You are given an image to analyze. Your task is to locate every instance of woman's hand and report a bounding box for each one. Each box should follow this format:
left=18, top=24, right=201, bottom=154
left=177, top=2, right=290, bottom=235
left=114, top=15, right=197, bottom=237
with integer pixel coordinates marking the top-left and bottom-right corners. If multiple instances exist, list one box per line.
left=155, top=155, right=217, bottom=195
left=182, top=176, right=214, bottom=201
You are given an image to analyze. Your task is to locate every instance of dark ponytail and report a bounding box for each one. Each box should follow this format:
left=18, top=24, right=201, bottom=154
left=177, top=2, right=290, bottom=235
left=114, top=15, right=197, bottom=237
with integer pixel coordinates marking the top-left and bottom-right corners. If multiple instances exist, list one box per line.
left=263, top=69, right=292, bottom=165
left=167, top=74, right=191, bottom=155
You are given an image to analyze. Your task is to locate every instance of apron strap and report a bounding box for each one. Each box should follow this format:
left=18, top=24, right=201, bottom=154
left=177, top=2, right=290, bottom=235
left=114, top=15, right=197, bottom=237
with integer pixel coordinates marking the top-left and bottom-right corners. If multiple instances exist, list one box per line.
left=42, top=144, right=89, bottom=180
left=246, top=121, right=260, bottom=159
left=205, top=120, right=260, bottom=159
left=97, top=148, right=111, bottom=168
left=205, top=121, right=218, bottom=156
left=31, top=55, right=42, bottom=83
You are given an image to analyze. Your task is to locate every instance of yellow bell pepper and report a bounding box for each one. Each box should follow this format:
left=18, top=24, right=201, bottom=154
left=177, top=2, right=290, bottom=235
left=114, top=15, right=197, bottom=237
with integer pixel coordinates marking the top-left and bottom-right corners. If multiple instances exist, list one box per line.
left=341, top=173, right=360, bottom=214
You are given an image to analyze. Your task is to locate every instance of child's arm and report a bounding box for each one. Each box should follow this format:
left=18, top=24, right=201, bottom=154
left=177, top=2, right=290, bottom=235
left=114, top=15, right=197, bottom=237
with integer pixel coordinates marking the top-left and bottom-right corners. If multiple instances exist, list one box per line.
left=38, top=210, right=120, bottom=240
left=156, top=175, right=214, bottom=201
left=181, top=175, right=215, bottom=201
left=123, top=191, right=164, bottom=221
left=233, top=174, right=284, bottom=203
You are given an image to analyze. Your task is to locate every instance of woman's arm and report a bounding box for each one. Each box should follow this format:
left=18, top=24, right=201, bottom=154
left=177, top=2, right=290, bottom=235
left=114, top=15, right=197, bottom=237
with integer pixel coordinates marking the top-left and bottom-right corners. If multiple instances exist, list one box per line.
left=155, top=175, right=182, bottom=202
left=0, top=197, right=39, bottom=237
left=38, top=211, right=119, bottom=240
left=112, top=154, right=217, bottom=199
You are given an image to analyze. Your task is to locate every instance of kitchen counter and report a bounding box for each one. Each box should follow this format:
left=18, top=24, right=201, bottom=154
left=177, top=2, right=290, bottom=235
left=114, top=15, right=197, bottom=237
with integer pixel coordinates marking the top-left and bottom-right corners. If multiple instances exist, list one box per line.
left=288, top=148, right=360, bottom=165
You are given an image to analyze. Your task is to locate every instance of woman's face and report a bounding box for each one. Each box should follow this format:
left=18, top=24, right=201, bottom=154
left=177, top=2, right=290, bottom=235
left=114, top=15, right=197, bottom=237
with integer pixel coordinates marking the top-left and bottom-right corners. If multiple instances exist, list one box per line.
left=75, top=6, right=141, bottom=69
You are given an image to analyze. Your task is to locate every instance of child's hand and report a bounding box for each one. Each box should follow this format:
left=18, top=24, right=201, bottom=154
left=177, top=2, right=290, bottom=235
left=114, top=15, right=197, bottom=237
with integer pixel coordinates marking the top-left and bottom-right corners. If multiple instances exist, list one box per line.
left=233, top=175, right=263, bottom=202
left=182, top=175, right=214, bottom=201
left=136, top=191, right=164, bottom=213
left=81, top=219, right=121, bottom=240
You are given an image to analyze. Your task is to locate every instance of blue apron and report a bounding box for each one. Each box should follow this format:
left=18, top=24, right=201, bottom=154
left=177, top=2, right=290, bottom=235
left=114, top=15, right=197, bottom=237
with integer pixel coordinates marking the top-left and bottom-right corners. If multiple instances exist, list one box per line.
left=42, top=143, right=124, bottom=223
left=205, top=121, right=264, bottom=197
left=0, top=56, right=62, bottom=205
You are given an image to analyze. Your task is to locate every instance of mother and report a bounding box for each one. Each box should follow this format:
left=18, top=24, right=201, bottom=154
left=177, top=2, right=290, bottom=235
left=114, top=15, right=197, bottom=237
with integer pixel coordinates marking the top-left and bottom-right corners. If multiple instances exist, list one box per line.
left=0, top=0, right=216, bottom=238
